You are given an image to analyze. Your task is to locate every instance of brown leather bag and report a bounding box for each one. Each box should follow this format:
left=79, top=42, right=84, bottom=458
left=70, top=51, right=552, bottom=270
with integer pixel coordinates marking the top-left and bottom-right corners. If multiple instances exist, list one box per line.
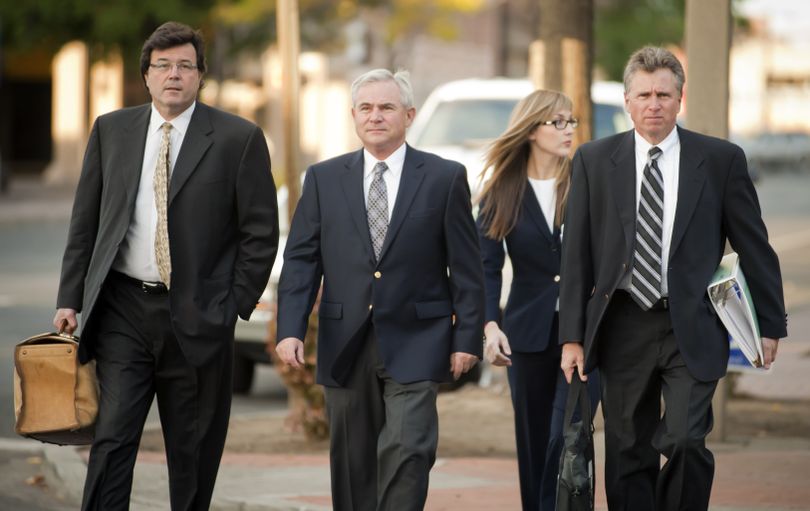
left=13, top=332, right=98, bottom=445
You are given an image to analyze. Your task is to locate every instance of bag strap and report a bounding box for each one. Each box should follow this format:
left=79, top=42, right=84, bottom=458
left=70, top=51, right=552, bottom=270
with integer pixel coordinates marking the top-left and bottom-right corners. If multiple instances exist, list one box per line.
left=562, top=375, right=592, bottom=428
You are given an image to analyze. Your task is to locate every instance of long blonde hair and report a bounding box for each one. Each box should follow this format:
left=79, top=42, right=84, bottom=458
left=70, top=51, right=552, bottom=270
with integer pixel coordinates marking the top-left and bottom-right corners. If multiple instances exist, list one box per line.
left=478, top=89, right=573, bottom=241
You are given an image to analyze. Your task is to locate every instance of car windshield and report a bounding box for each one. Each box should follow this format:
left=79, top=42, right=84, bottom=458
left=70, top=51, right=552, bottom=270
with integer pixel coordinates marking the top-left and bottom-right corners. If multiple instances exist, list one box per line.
left=413, top=97, right=630, bottom=147
left=594, top=103, right=629, bottom=140
left=413, top=99, right=518, bottom=146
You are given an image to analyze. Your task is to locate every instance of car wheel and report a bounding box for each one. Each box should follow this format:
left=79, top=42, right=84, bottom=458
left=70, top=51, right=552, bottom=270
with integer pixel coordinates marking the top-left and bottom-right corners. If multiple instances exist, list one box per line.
left=233, top=351, right=256, bottom=394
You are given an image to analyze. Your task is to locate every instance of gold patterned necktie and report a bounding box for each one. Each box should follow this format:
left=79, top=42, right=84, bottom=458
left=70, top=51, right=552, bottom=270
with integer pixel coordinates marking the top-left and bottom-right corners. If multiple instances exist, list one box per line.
left=154, top=122, right=172, bottom=288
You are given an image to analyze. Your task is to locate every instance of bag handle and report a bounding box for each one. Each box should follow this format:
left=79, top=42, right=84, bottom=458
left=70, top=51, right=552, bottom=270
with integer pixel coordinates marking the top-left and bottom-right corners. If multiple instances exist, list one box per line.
left=562, top=374, right=591, bottom=429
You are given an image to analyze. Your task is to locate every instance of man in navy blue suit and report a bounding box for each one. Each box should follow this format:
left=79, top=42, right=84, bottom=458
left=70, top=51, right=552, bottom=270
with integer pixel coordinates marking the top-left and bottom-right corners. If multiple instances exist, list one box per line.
left=275, top=69, right=485, bottom=511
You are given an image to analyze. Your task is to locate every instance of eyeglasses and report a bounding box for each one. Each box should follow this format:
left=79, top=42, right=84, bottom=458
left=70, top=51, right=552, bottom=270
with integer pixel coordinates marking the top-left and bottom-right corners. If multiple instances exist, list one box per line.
left=539, top=118, right=579, bottom=130
left=149, top=61, right=198, bottom=74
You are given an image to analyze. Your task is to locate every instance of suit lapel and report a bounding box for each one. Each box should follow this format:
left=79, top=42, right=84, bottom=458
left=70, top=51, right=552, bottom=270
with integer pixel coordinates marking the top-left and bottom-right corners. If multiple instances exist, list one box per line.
left=120, top=105, right=151, bottom=207
left=523, top=181, right=553, bottom=243
left=609, top=131, right=638, bottom=257
left=341, top=150, right=376, bottom=263
left=378, top=146, right=425, bottom=262
left=669, top=128, right=707, bottom=259
left=169, top=103, right=213, bottom=205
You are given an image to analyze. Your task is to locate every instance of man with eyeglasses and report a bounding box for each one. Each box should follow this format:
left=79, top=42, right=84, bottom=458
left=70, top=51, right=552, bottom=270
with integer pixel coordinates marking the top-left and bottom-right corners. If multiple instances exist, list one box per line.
left=53, top=21, right=279, bottom=510
left=559, top=46, right=786, bottom=510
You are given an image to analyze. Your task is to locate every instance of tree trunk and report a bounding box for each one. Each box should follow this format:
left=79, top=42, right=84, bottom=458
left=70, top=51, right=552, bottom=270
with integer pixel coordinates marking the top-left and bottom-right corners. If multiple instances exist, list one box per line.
left=532, top=0, right=594, bottom=148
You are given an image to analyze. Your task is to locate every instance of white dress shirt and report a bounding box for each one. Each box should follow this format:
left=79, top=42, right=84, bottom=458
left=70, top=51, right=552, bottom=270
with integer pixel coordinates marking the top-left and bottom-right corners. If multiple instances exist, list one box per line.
left=362, top=143, right=406, bottom=221
left=112, top=102, right=196, bottom=281
left=620, top=126, right=680, bottom=295
left=528, top=176, right=556, bottom=233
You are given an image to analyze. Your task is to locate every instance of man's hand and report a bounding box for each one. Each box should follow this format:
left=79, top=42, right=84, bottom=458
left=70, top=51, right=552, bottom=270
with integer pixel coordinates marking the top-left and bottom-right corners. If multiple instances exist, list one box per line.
left=275, top=337, right=305, bottom=369
left=484, top=321, right=512, bottom=367
left=450, top=352, right=479, bottom=381
left=53, top=308, right=78, bottom=334
left=761, top=337, right=779, bottom=369
left=561, top=341, right=587, bottom=384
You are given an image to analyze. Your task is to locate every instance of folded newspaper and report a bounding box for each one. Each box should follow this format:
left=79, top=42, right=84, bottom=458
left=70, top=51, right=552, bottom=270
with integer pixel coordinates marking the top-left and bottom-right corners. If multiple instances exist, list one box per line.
left=707, top=252, right=765, bottom=369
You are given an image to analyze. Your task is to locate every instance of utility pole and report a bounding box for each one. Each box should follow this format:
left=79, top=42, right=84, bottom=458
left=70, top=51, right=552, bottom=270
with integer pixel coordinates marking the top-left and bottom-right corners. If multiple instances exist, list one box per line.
left=277, top=0, right=301, bottom=219
left=685, top=0, right=732, bottom=442
left=529, top=0, right=593, bottom=148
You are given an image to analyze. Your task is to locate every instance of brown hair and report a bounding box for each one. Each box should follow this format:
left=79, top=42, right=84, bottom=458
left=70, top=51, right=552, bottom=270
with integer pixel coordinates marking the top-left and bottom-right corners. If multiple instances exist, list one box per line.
left=140, top=21, right=206, bottom=87
left=478, top=89, right=572, bottom=240
left=623, top=46, right=685, bottom=96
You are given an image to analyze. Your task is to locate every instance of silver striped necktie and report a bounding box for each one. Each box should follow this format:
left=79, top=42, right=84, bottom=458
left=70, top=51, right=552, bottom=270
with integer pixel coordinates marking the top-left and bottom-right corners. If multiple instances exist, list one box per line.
left=367, top=161, right=389, bottom=261
left=629, top=146, right=664, bottom=310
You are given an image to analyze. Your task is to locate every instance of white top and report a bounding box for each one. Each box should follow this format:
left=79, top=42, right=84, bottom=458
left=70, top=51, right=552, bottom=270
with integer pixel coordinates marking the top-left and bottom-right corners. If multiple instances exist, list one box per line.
left=362, top=142, right=406, bottom=221
left=620, top=126, right=680, bottom=295
left=528, top=177, right=556, bottom=233
left=112, top=102, right=196, bottom=281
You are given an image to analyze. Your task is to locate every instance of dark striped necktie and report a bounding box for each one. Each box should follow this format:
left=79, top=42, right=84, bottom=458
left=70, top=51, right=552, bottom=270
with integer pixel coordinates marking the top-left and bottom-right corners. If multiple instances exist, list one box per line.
left=630, top=146, right=664, bottom=310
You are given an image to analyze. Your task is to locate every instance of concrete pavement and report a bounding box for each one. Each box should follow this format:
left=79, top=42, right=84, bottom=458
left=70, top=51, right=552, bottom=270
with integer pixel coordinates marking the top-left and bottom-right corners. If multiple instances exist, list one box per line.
left=6, top=419, right=809, bottom=510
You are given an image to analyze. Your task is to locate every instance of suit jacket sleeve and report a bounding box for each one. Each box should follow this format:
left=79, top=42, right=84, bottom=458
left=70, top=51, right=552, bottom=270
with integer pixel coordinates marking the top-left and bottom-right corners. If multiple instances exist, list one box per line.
left=476, top=206, right=505, bottom=324
left=231, top=125, right=279, bottom=320
left=444, top=165, right=486, bottom=357
left=56, top=118, right=103, bottom=311
left=559, top=148, right=594, bottom=343
left=276, top=168, right=323, bottom=341
left=723, top=146, right=787, bottom=339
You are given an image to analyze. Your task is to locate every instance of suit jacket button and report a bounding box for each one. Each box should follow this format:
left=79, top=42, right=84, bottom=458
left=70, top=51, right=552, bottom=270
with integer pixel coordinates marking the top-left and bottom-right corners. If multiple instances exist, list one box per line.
left=374, top=271, right=381, bottom=279
left=553, top=275, right=561, bottom=283
left=368, top=304, right=373, bottom=310
left=604, top=293, right=610, bottom=300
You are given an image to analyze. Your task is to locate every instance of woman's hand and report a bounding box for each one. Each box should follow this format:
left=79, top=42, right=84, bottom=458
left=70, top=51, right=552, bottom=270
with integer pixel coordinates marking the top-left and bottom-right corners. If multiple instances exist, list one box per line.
left=484, top=321, right=512, bottom=367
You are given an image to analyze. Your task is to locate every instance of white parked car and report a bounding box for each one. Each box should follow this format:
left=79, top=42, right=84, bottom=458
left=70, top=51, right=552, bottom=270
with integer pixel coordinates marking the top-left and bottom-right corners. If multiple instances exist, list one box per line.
left=407, top=78, right=632, bottom=196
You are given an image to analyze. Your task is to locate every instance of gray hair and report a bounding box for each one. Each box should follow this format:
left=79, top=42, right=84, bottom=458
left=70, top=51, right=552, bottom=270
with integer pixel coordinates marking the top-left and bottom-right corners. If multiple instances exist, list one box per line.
left=351, top=68, right=414, bottom=109
left=623, top=46, right=685, bottom=96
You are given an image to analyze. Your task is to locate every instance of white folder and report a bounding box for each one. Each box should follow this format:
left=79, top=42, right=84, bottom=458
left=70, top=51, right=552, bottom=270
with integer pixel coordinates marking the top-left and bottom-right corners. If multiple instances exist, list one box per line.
left=707, top=252, right=765, bottom=369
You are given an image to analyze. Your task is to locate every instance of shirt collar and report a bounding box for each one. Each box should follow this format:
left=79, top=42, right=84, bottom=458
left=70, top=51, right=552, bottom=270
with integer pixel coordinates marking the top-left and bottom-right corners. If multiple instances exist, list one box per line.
left=149, top=101, right=196, bottom=137
left=634, top=125, right=679, bottom=161
left=363, top=142, right=407, bottom=180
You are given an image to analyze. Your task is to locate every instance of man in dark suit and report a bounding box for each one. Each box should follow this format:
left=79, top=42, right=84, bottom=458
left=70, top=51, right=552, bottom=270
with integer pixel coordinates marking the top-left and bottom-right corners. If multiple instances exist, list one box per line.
left=275, top=68, right=485, bottom=510
left=559, top=46, right=787, bottom=510
left=53, top=22, right=278, bottom=511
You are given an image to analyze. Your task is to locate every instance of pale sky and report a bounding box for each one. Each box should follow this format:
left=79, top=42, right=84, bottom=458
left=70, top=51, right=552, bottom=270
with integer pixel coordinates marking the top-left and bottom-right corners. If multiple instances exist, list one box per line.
left=737, top=0, right=810, bottom=42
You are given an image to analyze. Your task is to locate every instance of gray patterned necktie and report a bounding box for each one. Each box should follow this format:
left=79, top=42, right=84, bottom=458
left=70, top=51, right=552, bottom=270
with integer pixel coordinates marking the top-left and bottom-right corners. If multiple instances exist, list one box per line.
left=367, top=161, right=389, bottom=261
left=630, top=146, right=664, bottom=310
left=154, top=122, right=172, bottom=288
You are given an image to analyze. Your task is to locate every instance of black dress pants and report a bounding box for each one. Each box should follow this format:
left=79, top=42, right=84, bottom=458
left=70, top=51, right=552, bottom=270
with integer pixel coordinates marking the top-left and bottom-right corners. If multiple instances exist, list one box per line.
left=324, top=326, right=439, bottom=511
left=598, top=291, right=717, bottom=511
left=81, top=273, right=233, bottom=511
left=506, top=343, right=560, bottom=511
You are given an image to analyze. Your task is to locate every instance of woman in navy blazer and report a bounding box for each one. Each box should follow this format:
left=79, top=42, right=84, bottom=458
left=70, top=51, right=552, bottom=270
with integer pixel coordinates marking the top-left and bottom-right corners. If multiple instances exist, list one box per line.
left=477, top=89, right=598, bottom=510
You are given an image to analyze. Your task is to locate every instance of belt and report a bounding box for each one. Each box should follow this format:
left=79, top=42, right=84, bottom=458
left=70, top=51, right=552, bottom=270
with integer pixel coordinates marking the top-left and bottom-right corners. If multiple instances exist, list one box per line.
left=616, top=289, right=669, bottom=311
left=109, top=270, right=168, bottom=295
left=648, top=296, right=669, bottom=311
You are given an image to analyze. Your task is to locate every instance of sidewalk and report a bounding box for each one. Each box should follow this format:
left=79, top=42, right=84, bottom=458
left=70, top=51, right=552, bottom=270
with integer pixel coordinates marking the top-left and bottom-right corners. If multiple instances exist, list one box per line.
left=20, top=425, right=810, bottom=511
